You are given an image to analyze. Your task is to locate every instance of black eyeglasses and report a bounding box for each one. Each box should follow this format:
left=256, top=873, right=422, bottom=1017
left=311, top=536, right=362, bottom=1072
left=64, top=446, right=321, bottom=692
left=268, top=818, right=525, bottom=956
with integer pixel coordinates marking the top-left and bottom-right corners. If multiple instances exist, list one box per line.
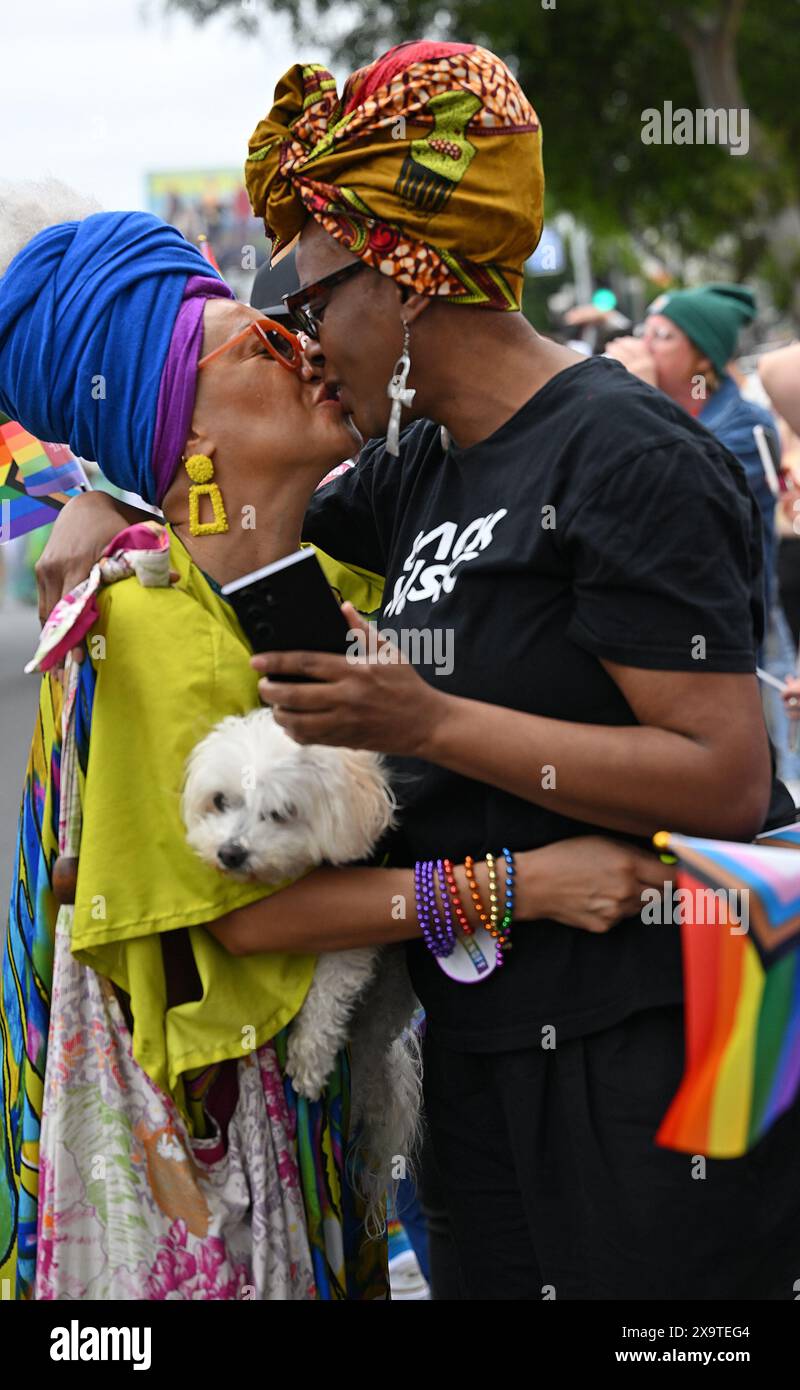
left=283, top=261, right=366, bottom=338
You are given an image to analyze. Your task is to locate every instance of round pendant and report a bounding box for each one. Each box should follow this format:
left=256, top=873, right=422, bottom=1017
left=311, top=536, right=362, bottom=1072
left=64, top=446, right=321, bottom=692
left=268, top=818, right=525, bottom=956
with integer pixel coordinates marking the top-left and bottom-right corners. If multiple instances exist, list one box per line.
left=435, top=925, right=498, bottom=984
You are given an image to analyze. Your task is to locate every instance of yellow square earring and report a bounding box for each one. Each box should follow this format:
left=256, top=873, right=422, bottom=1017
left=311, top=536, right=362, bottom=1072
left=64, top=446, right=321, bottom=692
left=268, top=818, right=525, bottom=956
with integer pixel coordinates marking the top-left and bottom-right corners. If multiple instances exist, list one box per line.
left=184, top=454, right=229, bottom=536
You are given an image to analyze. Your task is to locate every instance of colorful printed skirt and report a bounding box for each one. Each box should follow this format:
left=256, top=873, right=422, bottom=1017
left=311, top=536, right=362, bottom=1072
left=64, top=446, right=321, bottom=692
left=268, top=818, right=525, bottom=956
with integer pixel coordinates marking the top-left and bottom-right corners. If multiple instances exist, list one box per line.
left=2, top=659, right=387, bottom=1299
left=38, top=904, right=316, bottom=1300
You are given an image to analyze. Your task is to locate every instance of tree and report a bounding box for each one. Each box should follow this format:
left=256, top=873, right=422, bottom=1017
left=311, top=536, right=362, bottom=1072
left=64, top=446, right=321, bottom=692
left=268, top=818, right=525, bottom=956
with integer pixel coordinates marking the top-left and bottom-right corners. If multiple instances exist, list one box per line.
left=167, top=0, right=800, bottom=313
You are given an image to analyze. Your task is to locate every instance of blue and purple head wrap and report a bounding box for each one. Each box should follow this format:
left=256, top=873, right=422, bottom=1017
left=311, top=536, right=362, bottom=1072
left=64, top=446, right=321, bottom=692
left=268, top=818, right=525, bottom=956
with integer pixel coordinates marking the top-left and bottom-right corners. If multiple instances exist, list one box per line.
left=0, top=210, right=234, bottom=505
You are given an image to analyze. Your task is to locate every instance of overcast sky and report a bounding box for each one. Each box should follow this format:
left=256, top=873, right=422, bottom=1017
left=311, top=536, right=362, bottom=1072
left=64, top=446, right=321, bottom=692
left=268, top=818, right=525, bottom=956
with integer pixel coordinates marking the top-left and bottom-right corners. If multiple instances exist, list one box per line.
left=2, top=0, right=343, bottom=209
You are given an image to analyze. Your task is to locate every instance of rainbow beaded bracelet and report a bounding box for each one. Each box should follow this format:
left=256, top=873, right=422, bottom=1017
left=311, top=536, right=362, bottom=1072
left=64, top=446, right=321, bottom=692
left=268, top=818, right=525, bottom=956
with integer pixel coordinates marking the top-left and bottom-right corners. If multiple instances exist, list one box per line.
left=416, top=850, right=516, bottom=967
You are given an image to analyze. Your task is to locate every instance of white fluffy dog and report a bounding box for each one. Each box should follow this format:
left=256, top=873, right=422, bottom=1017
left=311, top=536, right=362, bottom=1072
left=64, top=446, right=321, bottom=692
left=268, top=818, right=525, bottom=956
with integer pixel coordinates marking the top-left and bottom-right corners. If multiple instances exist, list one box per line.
left=182, top=707, right=420, bottom=1223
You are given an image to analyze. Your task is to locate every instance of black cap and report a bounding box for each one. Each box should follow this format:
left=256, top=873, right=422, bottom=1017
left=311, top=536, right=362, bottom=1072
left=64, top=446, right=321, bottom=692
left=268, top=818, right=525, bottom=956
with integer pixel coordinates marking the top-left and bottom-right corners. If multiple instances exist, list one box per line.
left=250, top=246, right=300, bottom=320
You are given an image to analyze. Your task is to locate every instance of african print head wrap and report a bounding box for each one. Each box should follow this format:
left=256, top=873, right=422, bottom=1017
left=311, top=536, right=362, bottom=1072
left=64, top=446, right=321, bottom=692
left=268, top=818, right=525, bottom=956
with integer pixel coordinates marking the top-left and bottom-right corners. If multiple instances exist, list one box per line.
left=246, top=39, right=544, bottom=311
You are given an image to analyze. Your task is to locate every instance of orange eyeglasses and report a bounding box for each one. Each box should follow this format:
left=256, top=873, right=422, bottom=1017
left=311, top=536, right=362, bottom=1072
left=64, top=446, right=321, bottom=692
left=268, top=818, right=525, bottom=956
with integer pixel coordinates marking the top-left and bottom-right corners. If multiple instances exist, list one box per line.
left=197, top=316, right=302, bottom=372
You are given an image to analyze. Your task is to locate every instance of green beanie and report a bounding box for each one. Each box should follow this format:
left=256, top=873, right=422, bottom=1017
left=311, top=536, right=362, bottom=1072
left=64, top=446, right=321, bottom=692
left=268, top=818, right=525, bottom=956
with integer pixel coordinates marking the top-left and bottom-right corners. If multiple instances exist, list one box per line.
left=646, top=282, right=757, bottom=373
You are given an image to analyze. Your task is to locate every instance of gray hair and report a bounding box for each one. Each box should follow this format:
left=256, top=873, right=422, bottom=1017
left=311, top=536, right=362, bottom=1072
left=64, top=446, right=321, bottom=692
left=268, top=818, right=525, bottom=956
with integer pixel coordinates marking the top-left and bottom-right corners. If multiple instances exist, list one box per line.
left=0, top=177, right=102, bottom=277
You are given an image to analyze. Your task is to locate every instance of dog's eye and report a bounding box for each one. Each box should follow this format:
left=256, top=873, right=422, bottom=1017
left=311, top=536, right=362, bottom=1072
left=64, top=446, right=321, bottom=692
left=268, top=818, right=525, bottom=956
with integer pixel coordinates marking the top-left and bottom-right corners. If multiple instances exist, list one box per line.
left=264, top=804, right=295, bottom=824
left=213, top=793, right=227, bottom=812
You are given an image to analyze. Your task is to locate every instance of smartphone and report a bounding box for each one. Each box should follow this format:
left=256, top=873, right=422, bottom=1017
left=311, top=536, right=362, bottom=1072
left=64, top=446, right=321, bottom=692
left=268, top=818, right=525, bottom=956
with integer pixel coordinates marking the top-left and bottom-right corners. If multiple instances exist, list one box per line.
left=221, top=547, right=351, bottom=681
left=753, top=424, right=784, bottom=497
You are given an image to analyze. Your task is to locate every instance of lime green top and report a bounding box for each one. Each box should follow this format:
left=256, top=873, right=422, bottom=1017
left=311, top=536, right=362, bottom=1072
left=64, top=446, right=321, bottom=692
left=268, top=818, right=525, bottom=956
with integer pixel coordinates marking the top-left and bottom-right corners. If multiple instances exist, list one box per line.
left=71, top=527, right=384, bottom=1113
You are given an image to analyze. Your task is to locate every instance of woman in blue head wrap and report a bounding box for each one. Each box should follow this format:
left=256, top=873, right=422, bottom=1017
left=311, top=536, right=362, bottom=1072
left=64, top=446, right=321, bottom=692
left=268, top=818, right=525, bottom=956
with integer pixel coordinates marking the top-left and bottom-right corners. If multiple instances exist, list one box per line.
left=0, top=183, right=389, bottom=1300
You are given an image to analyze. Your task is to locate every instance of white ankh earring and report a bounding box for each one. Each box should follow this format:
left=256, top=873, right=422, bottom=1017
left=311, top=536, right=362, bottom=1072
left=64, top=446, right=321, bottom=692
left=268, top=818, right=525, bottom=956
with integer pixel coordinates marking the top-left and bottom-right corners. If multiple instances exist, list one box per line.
left=386, top=321, right=416, bottom=457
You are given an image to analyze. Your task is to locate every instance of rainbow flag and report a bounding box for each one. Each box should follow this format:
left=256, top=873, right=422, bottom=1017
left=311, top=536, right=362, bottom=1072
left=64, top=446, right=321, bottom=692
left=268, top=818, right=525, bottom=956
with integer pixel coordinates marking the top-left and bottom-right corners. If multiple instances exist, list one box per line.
left=653, top=824, right=800, bottom=1157
left=197, top=234, right=221, bottom=273
left=0, top=419, right=88, bottom=542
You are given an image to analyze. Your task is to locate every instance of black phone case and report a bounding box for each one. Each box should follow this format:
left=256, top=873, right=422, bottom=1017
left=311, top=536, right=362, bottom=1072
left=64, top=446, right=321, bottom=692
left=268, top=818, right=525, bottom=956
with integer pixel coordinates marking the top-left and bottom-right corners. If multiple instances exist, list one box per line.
left=222, top=549, right=350, bottom=682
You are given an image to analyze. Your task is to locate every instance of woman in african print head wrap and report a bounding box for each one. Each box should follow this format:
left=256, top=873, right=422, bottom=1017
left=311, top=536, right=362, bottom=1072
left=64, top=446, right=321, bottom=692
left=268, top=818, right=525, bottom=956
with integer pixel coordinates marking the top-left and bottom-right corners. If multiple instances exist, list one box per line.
left=245, top=38, right=800, bottom=1301
left=33, top=41, right=800, bottom=1301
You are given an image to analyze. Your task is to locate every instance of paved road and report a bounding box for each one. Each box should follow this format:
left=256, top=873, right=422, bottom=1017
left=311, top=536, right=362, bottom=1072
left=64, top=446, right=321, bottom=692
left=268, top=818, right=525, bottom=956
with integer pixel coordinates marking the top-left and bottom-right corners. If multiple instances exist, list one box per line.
left=0, top=600, right=41, bottom=913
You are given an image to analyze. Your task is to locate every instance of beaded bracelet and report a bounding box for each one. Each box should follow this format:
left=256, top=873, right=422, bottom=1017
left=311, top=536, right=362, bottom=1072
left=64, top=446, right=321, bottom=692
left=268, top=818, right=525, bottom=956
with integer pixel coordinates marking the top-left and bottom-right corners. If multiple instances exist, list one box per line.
left=419, top=859, right=441, bottom=955
left=424, top=858, right=452, bottom=957
left=465, top=852, right=500, bottom=968
left=499, top=846, right=515, bottom=954
left=436, top=858, right=456, bottom=945
left=485, top=852, right=505, bottom=967
left=432, top=859, right=458, bottom=956
left=441, top=857, right=472, bottom=935
left=463, top=855, right=490, bottom=931
left=465, top=850, right=516, bottom=968
left=485, top=851, right=501, bottom=939
left=414, top=860, right=440, bottom=957
left=417, top=852, right=516, bottom=967
left=415, top=858, right=456, bottom=957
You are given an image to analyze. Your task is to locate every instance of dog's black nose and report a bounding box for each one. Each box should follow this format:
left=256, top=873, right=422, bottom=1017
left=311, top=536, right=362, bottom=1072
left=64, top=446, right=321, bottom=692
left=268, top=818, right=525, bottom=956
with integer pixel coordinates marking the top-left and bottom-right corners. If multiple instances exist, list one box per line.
left=218, top=842, right=248, bottom=870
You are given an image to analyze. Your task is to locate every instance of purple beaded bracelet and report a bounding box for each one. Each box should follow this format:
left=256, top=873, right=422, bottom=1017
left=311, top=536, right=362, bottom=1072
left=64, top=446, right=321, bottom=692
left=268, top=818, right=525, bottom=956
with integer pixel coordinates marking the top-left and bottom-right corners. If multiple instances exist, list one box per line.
left=436, top=858, right=456, bottom=944
left=427, top=859, right=455, bottom=956
left=414, top=860, right=444, bottom=956
left=415, top=858, right=457, bottom=958
left=422, top=858, right=446, bottom=956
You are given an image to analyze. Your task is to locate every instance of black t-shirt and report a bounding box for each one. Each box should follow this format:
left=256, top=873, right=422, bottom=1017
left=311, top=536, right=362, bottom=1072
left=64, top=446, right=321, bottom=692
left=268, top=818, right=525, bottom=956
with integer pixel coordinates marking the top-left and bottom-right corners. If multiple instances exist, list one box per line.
left=303, top=356, right=773, bottom=1050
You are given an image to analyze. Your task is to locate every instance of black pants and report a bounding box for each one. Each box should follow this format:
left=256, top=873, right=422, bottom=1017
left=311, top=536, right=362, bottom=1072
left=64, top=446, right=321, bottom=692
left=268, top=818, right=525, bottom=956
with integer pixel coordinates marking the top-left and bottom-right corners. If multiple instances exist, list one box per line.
left=422, top=1005, right=800, bottom=1299
left=415, top=1124, right=468, bottom=1299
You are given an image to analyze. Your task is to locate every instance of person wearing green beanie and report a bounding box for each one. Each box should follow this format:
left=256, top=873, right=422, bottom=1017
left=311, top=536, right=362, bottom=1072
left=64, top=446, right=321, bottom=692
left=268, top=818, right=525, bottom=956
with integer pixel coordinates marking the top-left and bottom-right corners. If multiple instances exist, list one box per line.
left=649, top=282, right=757, bottom=377
left=607, top=284, right=800, bottom=784
left=607, top=280, right=759, bottom=417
